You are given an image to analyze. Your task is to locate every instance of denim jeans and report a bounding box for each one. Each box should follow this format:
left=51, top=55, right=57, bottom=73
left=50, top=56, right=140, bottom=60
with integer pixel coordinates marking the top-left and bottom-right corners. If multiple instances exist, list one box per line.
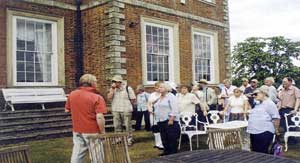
left=71, top=132, right=101, bottom=163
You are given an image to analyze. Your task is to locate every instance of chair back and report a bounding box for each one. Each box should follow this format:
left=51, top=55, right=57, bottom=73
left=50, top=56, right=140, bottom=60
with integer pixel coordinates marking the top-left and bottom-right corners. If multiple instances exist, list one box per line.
left=206, top=110, right=223, bottom=124
left=0, top=145, right=31, bottom=163
left=87, top=133, right=131, bottom=163
left=208, top=128, right=242, bottom=150
left=284, top=112, right=300, bottom=132
left=180, top=112, right=198, bottom=130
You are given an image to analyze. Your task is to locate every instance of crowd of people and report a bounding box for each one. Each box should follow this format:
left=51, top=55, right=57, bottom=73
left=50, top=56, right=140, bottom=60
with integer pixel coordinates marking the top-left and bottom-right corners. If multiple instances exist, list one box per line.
left=65, top=74, right=300, bottom=162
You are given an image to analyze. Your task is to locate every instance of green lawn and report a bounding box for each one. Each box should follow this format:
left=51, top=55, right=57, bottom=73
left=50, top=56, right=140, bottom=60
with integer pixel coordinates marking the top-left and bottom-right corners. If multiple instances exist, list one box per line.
left=12, top=131, right=300, bottom=163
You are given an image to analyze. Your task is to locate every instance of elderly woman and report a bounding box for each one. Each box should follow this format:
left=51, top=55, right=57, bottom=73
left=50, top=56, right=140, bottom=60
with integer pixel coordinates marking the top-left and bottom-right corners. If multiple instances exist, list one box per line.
left=222, top=88, right=248, bottom=121
left=147, top=81, right=164, bottom=150
left=247, top=86, right=280, bottom=154
left=154, top=83, right=180, bottom=156
left=191, top=84, right=209, bottom=122
left=177, top=85, right=200, bottom=113
left=135, top=85, right=150, bottom=131
left=264, top=77, right=279, bottom=104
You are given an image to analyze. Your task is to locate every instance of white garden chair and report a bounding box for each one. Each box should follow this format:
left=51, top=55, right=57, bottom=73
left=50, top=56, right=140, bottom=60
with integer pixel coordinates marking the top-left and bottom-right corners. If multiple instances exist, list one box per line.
left=284, top=111, right=300, bottom=151
left=206, top=110, right=224, bottom=124
left=178, top=112, right=208, bottom=151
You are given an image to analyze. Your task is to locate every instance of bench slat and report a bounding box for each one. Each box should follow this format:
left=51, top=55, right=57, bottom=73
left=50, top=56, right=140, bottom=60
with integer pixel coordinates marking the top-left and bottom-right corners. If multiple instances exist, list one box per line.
left=2, top=88, right=67, bottom=111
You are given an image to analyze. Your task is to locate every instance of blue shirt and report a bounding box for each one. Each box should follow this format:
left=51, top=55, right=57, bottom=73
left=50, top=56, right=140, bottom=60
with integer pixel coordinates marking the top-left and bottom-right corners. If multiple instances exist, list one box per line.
left=247, top=99, right=280, bottom=134
left=137, top=92, right=150, bottom=111
left=153, top=93, right=179, bottom=122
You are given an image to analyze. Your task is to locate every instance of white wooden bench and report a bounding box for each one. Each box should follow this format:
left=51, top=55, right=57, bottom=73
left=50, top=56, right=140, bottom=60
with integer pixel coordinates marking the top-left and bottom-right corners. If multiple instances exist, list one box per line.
left=2, top=88, right=67, bottom=111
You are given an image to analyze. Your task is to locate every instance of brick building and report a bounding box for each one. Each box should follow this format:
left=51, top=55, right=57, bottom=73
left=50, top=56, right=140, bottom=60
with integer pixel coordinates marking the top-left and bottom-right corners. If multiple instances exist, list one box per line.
left=0, top=0, right=231, bottom=100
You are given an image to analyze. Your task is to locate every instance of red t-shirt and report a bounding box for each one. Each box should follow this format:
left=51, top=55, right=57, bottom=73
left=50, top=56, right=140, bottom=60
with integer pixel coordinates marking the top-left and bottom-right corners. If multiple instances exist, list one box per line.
left=65, top=87, right=107, bottom=133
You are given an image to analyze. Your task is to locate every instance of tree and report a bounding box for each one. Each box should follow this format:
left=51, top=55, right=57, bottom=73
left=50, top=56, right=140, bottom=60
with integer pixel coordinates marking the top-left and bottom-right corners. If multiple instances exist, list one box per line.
left=231, top=36, right=300, bottom=87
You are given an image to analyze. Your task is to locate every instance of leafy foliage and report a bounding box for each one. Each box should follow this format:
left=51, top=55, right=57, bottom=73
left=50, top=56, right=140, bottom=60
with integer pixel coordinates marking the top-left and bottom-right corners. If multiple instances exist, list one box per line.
left=231, top=36, right=300, bottom=86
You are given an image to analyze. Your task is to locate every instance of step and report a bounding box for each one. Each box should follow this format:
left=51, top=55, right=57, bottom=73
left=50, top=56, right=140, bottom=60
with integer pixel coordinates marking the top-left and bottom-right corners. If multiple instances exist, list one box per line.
left=0, top=113, right=70, bottom=123
left=0, top=108, right=65, bottom=117
left=0, top=129, right=73, bottom=145
left=0, top=117, right=71, bottom=129
left=0, top=122, right=72, bottom=136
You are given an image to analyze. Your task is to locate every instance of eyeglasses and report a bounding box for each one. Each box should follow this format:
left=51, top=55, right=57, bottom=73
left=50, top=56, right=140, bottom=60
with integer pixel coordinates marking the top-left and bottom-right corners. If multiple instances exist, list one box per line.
left=112, top=80, right=116, bottom=83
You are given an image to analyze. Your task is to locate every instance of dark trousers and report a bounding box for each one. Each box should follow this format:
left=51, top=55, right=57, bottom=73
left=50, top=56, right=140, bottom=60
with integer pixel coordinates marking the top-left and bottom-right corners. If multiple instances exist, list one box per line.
left=135, top=111, right=151, bottom=131
left=279, top=107, right=293, bottom=132
left=157, top=120, right=180, bottom=155
left=250, top=131, right=274, bottom=154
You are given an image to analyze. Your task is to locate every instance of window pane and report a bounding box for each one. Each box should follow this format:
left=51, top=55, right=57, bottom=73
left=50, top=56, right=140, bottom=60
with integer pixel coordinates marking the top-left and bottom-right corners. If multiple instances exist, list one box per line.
left=25, top=52, right=34, bottom=62
left=152, top=27, right=157, bottom=36
left=146, top=25, right=151, bottom=34
left=25, top=62, right=34, bottom=72
left=17, top=62, right=25, bottom=71
left=45, top=24, right=52, bottom=52
left=16, top=51, right=25, bottom=61
left=17, top=72, right=25, bottom=82
left=26, top=21, right=35, bottom=51
left=35, top=73, right=43, bottom=82
left=26, top=72, right=34, bottom=82
left=16, top=19, right=25, bottom=50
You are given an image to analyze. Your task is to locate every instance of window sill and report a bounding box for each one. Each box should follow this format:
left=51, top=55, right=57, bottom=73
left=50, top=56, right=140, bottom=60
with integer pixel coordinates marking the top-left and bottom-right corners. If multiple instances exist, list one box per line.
left=198, top=0, right=216, bottom=7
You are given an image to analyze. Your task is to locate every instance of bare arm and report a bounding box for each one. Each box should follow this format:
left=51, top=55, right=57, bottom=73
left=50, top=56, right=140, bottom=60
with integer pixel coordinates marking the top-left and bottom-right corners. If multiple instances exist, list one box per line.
left=107, top=88, right=115, bottom=101
left=294, top=98, right=300, bottom=112
left=272, top=118, right=280, bottom=135
left=96, top=113, right=106, bottom=134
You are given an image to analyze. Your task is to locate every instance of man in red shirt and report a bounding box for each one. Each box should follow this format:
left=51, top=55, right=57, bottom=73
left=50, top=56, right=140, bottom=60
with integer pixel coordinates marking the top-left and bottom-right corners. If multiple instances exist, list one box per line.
left=65, top=74, right=107, bottom=163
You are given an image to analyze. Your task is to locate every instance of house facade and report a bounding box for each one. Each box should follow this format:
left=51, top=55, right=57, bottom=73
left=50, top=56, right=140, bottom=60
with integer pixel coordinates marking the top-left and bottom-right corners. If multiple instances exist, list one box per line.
left=0, top=0, right=231, bottom=101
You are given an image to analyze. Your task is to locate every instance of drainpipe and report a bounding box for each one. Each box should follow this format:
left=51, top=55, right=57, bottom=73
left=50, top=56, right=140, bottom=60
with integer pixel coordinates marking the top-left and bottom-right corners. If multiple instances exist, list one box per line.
left=75, top=0, right=84, bottom=86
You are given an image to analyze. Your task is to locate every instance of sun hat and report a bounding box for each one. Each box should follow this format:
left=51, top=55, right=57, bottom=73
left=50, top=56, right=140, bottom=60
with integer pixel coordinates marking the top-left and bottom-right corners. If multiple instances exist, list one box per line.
left=198, top=79, right=208, bottom=84
left=112, top=75, right=123, bottom=82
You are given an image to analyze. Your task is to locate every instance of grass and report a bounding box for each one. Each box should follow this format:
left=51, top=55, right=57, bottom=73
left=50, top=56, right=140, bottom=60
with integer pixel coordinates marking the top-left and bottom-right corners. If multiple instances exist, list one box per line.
left=9, top=131, right=300, bottom=163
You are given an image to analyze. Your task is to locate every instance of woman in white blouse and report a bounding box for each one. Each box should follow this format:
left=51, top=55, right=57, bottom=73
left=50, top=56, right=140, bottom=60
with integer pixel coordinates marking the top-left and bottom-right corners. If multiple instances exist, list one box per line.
left=222, top=87, right=248, bottom=121
left=177, top=85, right=200, bottom=113
left=153, top=83, right=180, bottom=156
left=147, top=81, right=164, bottom=150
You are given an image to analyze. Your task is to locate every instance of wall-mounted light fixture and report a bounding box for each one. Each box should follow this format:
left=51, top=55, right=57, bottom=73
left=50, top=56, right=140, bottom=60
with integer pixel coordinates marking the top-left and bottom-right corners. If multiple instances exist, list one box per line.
left=129, top=21, right=139, bottom=28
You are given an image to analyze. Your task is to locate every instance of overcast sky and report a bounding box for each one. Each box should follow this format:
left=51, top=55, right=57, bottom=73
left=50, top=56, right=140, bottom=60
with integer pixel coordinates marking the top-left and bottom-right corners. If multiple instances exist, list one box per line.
left=229, top=0, right=300, bottom=47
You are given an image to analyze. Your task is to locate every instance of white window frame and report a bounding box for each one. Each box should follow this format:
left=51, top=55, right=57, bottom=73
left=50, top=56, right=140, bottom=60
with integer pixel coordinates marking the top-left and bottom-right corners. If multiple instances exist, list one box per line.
left=192, top=28, right=219, bottom=84
left=199, top=0, right=216, bottom=5
left=12, top=16, right=58, bottom=86
left=141, top=17, right=179, bottom=85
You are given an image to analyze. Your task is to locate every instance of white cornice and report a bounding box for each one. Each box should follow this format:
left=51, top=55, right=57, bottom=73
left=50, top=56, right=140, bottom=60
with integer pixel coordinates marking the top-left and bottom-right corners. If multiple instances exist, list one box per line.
left=21, top=0, right=77, bottom=10
left=19, top=0, right=228, bottom=28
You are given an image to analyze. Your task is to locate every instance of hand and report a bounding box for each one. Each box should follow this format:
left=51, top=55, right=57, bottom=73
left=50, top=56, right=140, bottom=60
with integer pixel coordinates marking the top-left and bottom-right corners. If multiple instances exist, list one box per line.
left=275, top=129, right=280, bottom=136
left=100, top=129, right=106, bottom=134
left=290, top=110, right=297, bottom=115
left=168, top=119, right=174, bottom=126
left=111, top=83, right=116, bottom=89
left=203, top=111, right=208, bottom=116
left=219, top=111, right=224, bottom=115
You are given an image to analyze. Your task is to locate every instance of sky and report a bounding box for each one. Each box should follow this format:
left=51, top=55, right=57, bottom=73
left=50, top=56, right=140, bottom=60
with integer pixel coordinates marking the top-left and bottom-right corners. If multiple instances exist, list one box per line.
left=228, top=0, right=300, bottom=65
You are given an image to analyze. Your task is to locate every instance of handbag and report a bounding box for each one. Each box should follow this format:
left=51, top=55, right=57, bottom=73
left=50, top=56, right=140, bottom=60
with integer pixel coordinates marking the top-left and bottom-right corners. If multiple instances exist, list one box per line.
left=126, top=86, right=137, bottom=120
left=269, top=135, right=283, bottom=156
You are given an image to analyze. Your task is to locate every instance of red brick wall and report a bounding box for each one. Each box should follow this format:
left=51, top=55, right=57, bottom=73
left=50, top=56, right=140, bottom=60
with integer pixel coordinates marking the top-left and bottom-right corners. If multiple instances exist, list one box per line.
left=0, top=0, right=77, bottom=92
left=81, top=4, right=110, bottom=97
left=0, top=2, right=7, bottom=88
left=124, top=4, right=227, bottom=89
